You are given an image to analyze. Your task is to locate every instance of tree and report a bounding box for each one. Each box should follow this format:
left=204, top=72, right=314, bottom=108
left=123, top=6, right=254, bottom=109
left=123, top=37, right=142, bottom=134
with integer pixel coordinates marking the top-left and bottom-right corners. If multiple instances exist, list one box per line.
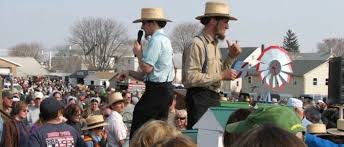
left=51, top=44, right=84, bottom=73
left=69, top=17, right=130, bottom=71
left=8, top=42, right=44, bottom=61
left=170, top=22, right=202, bottom=53
left=317, top=38, right=344, bottom=57
left=283, top=29, right=300, bottom=53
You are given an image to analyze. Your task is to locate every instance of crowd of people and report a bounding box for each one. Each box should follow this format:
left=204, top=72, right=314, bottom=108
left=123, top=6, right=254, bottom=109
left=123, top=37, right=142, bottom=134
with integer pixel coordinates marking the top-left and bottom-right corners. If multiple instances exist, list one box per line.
left=0, top=76, right=192, bottom=147
left=1, top=1, right=344, bottom=147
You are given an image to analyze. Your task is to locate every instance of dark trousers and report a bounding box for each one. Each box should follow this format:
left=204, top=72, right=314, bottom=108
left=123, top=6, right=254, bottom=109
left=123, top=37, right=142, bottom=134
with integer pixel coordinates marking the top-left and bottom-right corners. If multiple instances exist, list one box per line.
left=186, top=87, right=220, bottom=129
left=129, top=81, right=174, bottom=139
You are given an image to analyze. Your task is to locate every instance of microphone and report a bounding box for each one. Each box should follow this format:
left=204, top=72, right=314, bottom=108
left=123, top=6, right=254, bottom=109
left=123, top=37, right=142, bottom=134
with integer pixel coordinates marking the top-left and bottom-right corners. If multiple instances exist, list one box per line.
left=135, top=30, right=144, bottom=57
left=137, top=30, right=144, bottom=44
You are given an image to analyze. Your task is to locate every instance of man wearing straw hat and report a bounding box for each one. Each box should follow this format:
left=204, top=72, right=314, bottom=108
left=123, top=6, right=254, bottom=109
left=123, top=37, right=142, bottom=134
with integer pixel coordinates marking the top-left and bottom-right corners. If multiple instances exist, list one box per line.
left=183, top=1, right=242, bottom=129
left=106, top=92, right=127, bottom=147
left=123, top=7, right=175, bottom=139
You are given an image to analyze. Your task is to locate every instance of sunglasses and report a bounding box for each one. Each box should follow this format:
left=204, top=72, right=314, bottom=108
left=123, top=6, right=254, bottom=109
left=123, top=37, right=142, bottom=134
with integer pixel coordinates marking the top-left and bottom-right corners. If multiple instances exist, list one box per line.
left=176, top=117, right=186, bottom=120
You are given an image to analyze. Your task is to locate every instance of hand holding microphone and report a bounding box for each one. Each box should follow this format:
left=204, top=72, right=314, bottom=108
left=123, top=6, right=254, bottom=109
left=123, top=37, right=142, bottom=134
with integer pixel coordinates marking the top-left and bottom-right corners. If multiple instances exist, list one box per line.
left=134, top=30, right=144, bottom=57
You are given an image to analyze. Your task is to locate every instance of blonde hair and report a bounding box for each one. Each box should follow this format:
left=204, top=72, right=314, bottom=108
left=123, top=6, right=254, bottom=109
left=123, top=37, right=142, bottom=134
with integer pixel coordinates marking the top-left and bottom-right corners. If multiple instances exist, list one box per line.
left=152, top=134, right=197, bottom=147
left=130, top=120, right=180, bottom=147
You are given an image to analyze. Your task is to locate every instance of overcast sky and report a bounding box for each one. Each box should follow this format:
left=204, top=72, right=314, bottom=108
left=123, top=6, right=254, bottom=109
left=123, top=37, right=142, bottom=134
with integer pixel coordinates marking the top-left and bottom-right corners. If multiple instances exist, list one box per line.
left=1, top=0, right=343, bottom=55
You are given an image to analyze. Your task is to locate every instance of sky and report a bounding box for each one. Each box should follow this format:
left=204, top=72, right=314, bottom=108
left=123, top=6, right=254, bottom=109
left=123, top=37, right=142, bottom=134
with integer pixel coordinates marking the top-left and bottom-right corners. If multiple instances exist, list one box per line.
left=1, top=0, right=344, bottom=55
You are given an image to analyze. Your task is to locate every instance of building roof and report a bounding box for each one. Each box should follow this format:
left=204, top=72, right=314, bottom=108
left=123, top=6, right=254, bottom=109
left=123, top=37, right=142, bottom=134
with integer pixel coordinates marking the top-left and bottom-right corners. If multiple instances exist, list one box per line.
left=291, top=60, right=327, bottom=76
left=1, top=57, right=48, bottom=76
left=292, top=52, right=330, bottom=60
left=95, top=72, right=115, bottom=80
left=220, top=47, right=257, bottom=62
left=0, top=57, right=22, bottom=66
left=70, top=70, right=95, bottom=78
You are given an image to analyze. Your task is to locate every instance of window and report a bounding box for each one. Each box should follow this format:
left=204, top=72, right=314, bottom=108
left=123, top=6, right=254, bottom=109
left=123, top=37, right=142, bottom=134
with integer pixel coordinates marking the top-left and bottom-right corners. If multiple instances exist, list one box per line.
left=248, top=77, right=252, bottom=84
left=325, top=78, right=328, bottom=85
left=313, top=78, right=317, bottom=85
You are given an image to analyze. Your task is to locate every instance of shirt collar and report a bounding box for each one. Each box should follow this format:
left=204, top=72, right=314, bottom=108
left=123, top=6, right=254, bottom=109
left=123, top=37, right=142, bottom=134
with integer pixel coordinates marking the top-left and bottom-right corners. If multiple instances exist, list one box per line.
left=152, top=29, right=164, bottom=37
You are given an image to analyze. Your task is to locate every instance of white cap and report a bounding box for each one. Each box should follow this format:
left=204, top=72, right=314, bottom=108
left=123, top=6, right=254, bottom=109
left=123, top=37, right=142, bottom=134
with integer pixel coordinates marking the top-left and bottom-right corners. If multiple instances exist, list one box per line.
left=316, top=100, right=324, bottom=104
left=287, top=98, right=303, bottom=108
left=90, top=97, right=101, bottom=103
left=13, top=97, right=20, bottom=102
left=34, top=92, right=44, bottom=99
left=67, top=96, right=78, bottom=102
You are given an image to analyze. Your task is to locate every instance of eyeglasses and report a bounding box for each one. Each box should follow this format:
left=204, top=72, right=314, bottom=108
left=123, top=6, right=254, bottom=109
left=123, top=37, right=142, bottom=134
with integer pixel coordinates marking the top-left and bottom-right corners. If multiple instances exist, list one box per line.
left=176, top=117, right=186, bottom=120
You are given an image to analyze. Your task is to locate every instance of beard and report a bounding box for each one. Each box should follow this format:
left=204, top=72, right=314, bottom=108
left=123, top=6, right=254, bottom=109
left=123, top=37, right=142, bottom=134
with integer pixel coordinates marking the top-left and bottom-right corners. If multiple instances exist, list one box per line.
left=215, top=27, right=226, bottom=40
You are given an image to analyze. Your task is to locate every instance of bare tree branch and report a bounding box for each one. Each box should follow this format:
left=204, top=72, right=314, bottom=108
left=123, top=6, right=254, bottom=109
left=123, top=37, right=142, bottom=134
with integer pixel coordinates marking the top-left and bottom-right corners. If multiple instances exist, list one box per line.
left=170, top=22, right=202, bottom=53
left=8, top=42, right=44, bottom=61
left=69, top=17, right=129, bottom=71
left=317, top=38, right=344, bottom=57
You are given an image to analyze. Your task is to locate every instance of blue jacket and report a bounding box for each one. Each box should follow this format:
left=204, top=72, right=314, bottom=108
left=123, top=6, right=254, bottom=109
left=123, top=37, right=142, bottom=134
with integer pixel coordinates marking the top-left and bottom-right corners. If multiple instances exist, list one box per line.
left=305, top=133, right=344, bottom=147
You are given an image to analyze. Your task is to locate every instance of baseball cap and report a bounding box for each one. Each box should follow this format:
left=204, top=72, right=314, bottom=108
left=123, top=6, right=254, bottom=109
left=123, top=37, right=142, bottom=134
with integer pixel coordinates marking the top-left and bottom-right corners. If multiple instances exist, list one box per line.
left=226, top=106, right=305, bottom=134
left=40, top=98, right=63, bottom=119
left=287, top=98, right=303, bottom=108
left=2, top=90, right=13, bottom=99
left=34, top=92, right=44, bottom=99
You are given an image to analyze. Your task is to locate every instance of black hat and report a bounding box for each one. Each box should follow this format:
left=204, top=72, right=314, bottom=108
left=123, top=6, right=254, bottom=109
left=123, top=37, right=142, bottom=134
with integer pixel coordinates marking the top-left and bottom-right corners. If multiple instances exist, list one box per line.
left=40, top=98, right=63, bottom=120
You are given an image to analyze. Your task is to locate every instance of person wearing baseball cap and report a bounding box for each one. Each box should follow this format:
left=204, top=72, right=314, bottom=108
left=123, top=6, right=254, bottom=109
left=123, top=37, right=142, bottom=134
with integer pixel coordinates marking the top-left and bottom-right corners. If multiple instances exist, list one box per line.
left=27, top=92, right=44, bottom=127
left=83, top=97, right=102, bottom=119
left=226, top=106, right=305, bottom=139
left=1, top=90, right=14, bottom=116
left=28, top=98, right=86, bottom=146
left=106, top=92, right=127, bottom=147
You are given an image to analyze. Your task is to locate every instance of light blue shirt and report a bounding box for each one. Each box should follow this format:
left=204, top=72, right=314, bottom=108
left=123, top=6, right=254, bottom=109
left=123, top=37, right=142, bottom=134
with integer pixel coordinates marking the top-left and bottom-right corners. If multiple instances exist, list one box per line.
left=142, top=29, right=174, bottom=82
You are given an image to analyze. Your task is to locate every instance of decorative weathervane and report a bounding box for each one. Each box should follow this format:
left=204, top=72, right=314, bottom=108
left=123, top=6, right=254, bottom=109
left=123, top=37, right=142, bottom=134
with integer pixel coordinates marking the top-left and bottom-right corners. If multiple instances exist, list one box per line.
left=256, top=46, right=293, bottom=89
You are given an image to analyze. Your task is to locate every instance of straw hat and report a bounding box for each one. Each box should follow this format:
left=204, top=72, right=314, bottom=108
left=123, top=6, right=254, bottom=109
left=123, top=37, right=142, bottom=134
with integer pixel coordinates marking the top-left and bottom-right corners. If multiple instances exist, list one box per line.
left=133, top=8, right=172, bottom=23
left=196, top=2, right=237, bottom=20
left=107, top=92, right=125, bottom=107
left=307, top=124, right=327, bottom=134
left=82, top=115, right=108, bottom=130
left=327, top=119, right=344, bottom=136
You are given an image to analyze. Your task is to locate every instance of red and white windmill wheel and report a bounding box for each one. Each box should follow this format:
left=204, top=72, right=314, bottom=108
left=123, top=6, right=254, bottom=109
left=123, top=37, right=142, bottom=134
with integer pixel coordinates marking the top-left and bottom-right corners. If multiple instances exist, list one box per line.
left=257, top=46, right=293, bottom=89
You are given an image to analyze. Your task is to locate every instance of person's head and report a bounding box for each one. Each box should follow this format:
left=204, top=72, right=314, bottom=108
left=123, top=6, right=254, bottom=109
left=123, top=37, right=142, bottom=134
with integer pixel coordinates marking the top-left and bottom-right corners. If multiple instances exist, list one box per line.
left=67, top=96, right=78, bottom=105
left=79, top=92, right=86, bottom=101
left=52, top=91, right=62, bottom=101
left=231, top=124, right=306, bottom=147
left=33, top=91, right=44, bottom=107
left=226, top=106, right=305, bottom=138
left=130, top=120, right=180, bottom=147
left=64, top=103, right=82, bottom=123
left=304, top=107, right=322, bottom=123
left=90, top=97, right=101, bottom=110
left=196, top=2, right=237, bottom=40
left=108, top=92, right=125, bottom=113
left=152, top=135, right=197, bottom=147
left=223, top=108, right=253, bottom=147
left=175, top=109, right=188, bottom=130
left=10, top=101, right=29, bottom=121
left=40, top=98, right=64, bottom=122
left=133, top=8, right=171, bottom=36
left=123, top=92, right=132, bottom=105
left=2, top=90, right=14, bottom=108
left=82, top=115, right=107, bottom=136
left=287, top=98, right=304, bottom=119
